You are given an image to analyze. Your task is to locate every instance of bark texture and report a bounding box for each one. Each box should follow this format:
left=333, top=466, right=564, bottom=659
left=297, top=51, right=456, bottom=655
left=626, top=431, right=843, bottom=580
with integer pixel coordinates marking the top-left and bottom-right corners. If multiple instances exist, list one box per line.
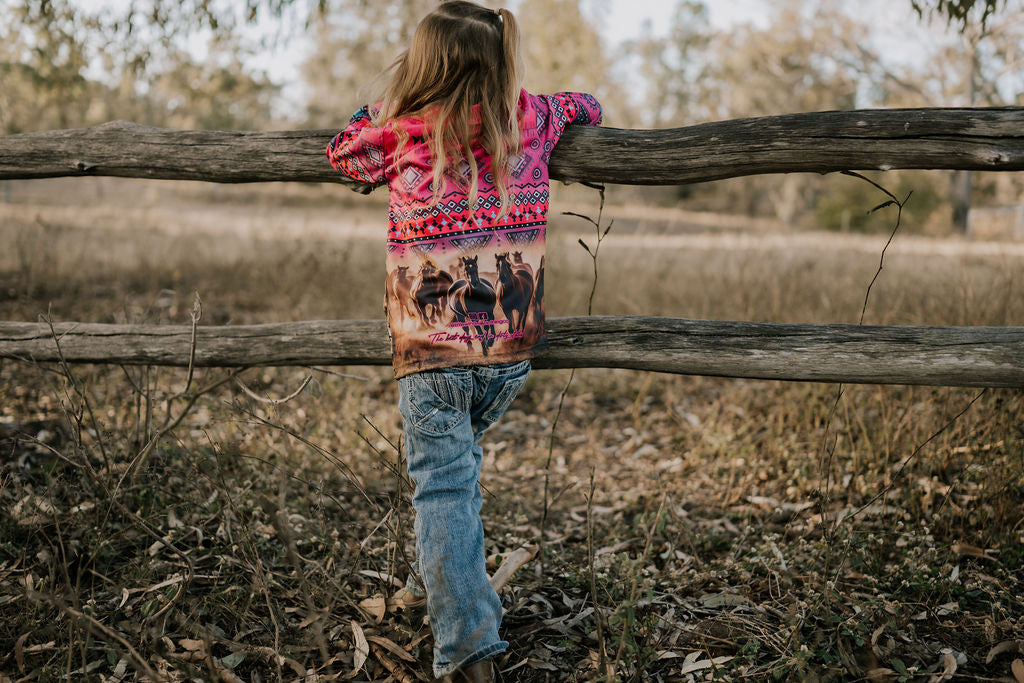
left=1, top=109, right=1022, bottom=185
left=1, top=317, right=1021, bottom=388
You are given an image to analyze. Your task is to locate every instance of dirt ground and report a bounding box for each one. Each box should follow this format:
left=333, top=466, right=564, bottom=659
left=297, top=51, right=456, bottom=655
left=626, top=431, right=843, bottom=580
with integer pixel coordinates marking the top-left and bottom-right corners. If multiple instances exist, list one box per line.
left=0, top=178, right=1021, bottom=681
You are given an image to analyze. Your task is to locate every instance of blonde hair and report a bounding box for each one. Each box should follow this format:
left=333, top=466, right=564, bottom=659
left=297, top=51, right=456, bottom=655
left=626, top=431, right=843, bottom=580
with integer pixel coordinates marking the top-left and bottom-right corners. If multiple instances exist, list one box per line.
left=373, top=1, right=523, bottom=216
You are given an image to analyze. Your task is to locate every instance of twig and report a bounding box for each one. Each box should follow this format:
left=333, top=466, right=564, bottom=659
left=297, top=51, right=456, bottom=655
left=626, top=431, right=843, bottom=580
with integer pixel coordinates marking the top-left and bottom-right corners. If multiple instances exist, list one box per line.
left=203, top=445, right=285, bottom=683
left=585, top=471, right=606, bottom=679
left=849, top=388, right=988, bottom=522
left=40, top=311, right=196, bottom=621
left=182, top=291, right=202, bottom=395
left=489, top=544, right=539, bottom=592
left=818, top=172, right=910, bottom=611
left=541, top=184, right=614, bottom=559
left=235, top=373, right=312, bottom=405
left=238, top=406, right=380, bottom=510
left=41, top=311, right=110, bottom=471
left=123, top=368, right=244, bottom=485
left=355, top=415, right=418, bottom=589
left=586, top=468, right=611, bottom=680
left=361, top=413, right=403, bottom=457
left=613, top=492, right=667, bottom=673
left=839, top=171, right=911, bottom=326
left=309, top=366, right=371, bottom=381
left=540, top=368, right=576, bottom=543
left=356, top=415, right=412, bottom=489
left=31, top=591, right=164, bottom=681
left=272, top=471, right=332, bottom=673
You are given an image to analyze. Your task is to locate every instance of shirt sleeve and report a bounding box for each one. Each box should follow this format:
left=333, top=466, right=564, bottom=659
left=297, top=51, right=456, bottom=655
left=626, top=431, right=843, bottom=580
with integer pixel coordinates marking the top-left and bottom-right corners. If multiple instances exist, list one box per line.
left=533, top=92, right=603, bottom=163
left=326, top=106, right=389, bottom=185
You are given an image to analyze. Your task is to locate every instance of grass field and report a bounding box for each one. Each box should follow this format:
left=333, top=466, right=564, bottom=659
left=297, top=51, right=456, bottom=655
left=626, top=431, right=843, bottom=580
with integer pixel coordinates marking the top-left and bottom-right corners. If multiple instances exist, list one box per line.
left=0, top=178, right=1022, bottom=681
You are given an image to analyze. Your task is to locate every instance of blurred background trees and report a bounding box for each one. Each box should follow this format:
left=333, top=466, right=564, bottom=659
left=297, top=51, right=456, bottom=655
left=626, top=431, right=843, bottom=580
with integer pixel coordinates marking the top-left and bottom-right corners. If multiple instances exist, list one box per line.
left=1, top=0, right=1021, bottom=233
left=302, top=0, right=435, bottom=127
left=0, top=0, right=285, bottom=131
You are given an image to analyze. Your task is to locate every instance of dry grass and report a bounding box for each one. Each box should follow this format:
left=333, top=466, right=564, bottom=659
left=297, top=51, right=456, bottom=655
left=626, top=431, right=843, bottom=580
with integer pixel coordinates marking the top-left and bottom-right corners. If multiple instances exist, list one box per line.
left=0, top=178, right=1021, bottom=681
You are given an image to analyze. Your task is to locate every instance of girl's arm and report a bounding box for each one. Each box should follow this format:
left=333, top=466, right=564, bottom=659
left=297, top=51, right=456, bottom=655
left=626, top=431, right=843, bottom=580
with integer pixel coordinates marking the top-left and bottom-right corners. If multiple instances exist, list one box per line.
left=326, top=106, right=389, bottom=190
left=549, top=92, right=603, bottom=129
left=532, top=92, right=603, bottom=166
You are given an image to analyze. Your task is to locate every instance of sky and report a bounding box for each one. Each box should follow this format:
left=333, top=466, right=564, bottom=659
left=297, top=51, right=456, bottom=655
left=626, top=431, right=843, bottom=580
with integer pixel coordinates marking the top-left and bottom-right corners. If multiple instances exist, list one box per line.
left=603, top=0, right=771, bottom=36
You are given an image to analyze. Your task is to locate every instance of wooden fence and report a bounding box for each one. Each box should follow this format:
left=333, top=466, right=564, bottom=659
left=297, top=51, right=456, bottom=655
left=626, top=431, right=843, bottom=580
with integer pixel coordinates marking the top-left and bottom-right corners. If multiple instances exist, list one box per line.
left=1, top=108, right=1023, bottom=388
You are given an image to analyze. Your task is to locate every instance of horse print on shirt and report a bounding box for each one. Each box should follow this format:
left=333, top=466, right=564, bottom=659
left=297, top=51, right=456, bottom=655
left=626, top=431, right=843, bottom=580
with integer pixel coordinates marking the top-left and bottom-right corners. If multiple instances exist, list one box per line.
left=384, top=225, right=546, bottom=371
left=448, top=255, right=497, bottom=355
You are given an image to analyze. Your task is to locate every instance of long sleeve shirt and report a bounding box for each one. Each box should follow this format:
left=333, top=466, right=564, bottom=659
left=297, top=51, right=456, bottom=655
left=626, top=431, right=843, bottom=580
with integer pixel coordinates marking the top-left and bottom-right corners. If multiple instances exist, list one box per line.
left=327, top=88, right=603, bottom=378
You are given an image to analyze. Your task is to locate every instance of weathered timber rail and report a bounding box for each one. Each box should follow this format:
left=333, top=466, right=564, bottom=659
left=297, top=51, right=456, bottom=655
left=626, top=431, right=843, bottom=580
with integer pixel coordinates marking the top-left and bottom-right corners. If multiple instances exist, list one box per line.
left=1, top=108, right=1023, bottom=186
left=1, top=317, right=1021, bottom=388
left=2, top=108, right=1022, bottom=387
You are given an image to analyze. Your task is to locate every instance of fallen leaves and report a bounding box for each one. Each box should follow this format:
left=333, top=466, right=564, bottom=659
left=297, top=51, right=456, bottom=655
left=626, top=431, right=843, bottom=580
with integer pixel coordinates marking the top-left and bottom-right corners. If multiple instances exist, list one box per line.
left=164, top=637, right=249, bottom=683
left=350, top=620, right=369, bottom=676
left=986, top=642, right=1024, bottom=683
left=698, top=591, right=751, bottom=608
left=927, top=652, right=956, bottom=682
left=677, top=651, right=734, bottom=675
left=13, top=633, right=28, bottom=673
left=366, top=635, right=417, bottom=663
left=988, top=640, right=1024, bottom=663
left=358, top=595, right=387, bottom=623
left=358, top=569, right=404, bottom=588
left=1, top=356, right=1021, bottom=681
left=951, top=543, right=999, bottom=561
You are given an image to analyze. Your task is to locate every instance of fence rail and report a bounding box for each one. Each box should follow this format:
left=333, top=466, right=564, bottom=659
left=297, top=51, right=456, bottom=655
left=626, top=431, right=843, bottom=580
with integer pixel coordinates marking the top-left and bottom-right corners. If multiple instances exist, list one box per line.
left=2, top=108, right=1023, bottom=387
left=2, top=317, right=1021, bottom=388
left=1, top=108, right=1023, bottom=187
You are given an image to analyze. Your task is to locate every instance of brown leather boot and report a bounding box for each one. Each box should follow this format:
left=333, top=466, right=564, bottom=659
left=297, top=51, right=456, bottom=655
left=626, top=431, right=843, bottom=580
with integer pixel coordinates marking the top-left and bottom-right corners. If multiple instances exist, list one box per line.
left=444, top=659, right=494, bottom=683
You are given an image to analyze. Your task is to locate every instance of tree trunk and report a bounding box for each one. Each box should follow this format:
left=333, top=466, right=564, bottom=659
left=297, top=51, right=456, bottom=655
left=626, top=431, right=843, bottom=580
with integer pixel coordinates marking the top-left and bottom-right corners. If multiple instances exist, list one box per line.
left=951, top=169, right=974, bottom=233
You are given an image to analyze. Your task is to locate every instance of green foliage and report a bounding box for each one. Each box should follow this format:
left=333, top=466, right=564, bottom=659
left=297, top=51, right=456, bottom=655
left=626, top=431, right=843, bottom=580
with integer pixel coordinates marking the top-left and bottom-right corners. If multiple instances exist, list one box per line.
left=0, top=2, right=92, bottom=132
left=0, top=0, right=287, bottom=133
left=300, top=0, right=435, bottom=127
left=815, top=171, right=945, bottom=233
left=301, top=0, right=628, bottom=127
left=911, top=0, right=1004, bottom=28
left=517, top=0, right=628, bottom=124
left=625, top=1, right=712, bottom=127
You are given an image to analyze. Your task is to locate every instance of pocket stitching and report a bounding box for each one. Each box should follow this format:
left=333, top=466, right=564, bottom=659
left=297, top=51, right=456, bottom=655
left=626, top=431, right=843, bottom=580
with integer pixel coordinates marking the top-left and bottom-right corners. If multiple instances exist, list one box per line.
left=481, top=374, right=528, bottom=424
left=409, top=374, right=469, bottom=436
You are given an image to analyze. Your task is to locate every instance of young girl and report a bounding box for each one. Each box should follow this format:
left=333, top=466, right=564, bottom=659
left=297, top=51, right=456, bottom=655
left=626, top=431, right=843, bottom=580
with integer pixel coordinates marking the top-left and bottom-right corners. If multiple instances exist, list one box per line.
left=326, top=2, right=602, bottom=679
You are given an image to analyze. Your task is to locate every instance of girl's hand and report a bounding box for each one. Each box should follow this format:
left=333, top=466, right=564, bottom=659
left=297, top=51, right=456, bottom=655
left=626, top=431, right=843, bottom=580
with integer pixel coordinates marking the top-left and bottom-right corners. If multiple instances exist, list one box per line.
left=350, top=182, right=377, bottom=195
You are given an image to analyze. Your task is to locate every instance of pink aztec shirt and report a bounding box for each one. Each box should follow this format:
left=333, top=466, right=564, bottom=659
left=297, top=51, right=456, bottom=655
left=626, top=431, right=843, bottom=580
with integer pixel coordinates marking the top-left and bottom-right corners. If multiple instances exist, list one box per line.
left=327, top=89, right=603, bottom=378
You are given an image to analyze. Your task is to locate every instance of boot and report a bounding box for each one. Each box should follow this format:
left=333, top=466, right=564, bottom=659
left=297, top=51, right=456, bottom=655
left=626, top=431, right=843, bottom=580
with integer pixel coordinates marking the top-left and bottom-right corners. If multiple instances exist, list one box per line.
left=444, top=659, right=494, bottom=683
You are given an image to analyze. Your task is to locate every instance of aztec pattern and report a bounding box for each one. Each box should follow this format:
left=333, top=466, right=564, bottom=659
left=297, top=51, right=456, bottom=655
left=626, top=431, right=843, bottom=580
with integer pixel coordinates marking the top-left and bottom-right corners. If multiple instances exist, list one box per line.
left=328, top=90, right=603, bottom=378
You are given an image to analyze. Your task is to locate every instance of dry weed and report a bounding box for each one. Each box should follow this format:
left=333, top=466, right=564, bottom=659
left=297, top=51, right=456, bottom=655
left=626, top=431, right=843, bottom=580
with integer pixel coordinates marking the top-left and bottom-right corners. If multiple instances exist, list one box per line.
left=0, top=181, right=1021, bottom=680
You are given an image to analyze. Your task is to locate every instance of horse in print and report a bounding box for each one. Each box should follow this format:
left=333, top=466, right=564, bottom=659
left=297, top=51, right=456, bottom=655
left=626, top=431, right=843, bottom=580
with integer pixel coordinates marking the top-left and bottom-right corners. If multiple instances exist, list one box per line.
left=512, top=251, right=533, bottom=278
left=412, top=259, right=453, bottom=327
left=495, top=252, right=534, bottom=333
left=447, top=255, right=497, bottom=355
left=386, top=265, right=416, bottom=326
left=448, top=258, right=465, bottom=283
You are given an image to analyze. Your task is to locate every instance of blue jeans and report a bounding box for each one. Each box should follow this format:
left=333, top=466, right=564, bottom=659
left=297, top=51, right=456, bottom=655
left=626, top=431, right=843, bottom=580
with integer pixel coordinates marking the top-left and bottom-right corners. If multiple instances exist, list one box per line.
left=397, top=360, right=531, bottom=678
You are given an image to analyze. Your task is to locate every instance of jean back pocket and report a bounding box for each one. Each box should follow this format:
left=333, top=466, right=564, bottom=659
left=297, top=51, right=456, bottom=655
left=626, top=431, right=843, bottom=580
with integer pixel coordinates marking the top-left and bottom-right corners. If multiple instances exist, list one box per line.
left=401, top=370, right=472, bottom=437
